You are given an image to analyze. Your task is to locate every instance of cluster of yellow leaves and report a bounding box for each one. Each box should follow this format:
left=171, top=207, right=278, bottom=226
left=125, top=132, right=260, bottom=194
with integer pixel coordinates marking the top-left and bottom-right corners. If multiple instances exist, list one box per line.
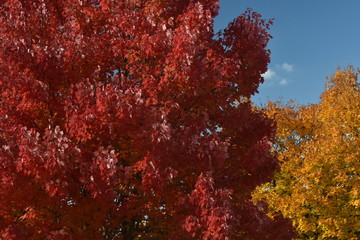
left=254, top=67, right=360, bottom=239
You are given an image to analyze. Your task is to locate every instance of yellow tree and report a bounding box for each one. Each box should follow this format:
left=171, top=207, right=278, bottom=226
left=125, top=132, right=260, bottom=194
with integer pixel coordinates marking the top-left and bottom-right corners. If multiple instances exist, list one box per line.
left=254, top=67, right=360, bottom=239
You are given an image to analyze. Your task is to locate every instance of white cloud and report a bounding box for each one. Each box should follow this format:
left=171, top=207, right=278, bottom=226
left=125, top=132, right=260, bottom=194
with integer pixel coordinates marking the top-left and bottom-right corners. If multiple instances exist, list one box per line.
left=280, top=62, right=294, bottom=72
left=261, top=66, right=293, bottom=87
left=279, top=78, right=290, bottom=85
left=261, top=68, right=276, bottom=79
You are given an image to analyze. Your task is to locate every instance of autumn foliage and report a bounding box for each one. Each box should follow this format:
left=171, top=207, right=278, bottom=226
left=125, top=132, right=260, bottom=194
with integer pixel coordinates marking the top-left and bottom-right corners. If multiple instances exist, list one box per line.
left=0, top=0, right=295, bottom=239
left=255, top=67, right=360, bottom=239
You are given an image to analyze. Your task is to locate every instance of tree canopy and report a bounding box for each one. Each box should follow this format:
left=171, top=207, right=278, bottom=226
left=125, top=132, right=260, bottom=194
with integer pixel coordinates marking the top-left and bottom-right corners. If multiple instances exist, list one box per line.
left=255, top=67, right=360, bottom=239
left=0, top=0, right=294, bottom=239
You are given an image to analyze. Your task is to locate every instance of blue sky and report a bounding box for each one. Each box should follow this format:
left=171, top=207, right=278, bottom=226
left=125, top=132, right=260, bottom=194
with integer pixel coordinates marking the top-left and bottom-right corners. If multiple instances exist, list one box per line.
left=214, top=0, right=360, bottom=105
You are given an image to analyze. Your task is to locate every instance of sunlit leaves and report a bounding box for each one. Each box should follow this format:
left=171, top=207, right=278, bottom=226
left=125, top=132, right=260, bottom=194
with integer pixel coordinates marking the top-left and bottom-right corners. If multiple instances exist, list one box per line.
left=255, top=67, right=360, bottom=239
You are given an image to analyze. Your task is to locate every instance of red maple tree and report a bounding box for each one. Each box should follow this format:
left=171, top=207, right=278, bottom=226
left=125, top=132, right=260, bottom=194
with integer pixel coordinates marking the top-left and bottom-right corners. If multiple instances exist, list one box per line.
left=0, top=0, right=294, bottom=239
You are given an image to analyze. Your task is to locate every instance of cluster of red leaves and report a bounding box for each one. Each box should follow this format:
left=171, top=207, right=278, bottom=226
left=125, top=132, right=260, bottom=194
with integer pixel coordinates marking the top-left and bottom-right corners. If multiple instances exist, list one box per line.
left=0, top=0, right=294, bottom=239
